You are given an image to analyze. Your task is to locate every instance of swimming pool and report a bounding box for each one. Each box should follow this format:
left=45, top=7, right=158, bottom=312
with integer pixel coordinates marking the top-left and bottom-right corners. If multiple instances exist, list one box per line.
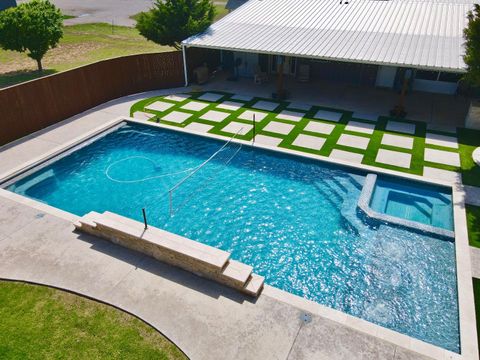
left=4, top=122, right=459, bottom=352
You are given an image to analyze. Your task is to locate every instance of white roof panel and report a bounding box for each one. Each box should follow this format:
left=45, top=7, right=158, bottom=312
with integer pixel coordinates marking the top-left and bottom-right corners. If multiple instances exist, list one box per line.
left=183, top=0, right=476, bottom=71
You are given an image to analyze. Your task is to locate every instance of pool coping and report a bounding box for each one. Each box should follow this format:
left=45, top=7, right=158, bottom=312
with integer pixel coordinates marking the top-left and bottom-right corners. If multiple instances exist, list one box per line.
left=357, top=174, right=455, bottom=239
left=0, top=116, right=476, bottom=359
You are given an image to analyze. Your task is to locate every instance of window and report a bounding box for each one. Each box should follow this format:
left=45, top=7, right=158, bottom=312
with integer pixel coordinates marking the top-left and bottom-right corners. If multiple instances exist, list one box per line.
left=438, top=72, right=462, bottom=83
left=415, top=70, right=439, bottom=81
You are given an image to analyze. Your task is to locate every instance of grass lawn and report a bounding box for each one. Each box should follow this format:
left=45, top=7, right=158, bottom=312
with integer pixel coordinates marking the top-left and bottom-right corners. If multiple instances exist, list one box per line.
left=130, top=91, right=467, bottom=177
left=0, top=281, right=186, bottom=360
left=467, top=204, right=480, bottom=248
left=0, top=23, right=171, bottom=88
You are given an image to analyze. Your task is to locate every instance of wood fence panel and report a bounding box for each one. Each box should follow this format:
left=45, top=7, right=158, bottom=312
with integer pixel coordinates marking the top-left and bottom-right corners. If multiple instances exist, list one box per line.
left=0, top=51, right=184, bottom=146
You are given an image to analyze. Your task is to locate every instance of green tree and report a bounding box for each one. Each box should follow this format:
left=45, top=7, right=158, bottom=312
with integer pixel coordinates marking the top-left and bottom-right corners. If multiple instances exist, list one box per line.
left=464, top=4, right=480, bottom=86
left=0, top=0, right=64, bottom=71
left=136, top=0, right=214, bottom=50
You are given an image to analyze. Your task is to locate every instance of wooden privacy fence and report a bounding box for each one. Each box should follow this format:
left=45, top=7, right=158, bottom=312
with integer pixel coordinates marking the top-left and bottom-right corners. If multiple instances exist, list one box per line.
left=0, top=51, right=185, bottom=146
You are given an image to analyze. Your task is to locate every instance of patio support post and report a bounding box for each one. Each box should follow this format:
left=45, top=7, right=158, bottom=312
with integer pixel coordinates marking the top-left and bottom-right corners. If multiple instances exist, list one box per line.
left=182, top=45, right=189, bottom=87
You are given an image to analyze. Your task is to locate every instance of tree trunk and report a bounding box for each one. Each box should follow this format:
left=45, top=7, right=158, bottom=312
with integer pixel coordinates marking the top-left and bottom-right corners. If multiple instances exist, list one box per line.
left=36, top=58, right=43, bottom=72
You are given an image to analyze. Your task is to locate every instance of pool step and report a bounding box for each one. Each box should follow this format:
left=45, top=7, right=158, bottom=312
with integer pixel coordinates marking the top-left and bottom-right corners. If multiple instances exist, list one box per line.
left=74, top=211, right=264, bottom=297
left=221, top=260, right=253, bottom=288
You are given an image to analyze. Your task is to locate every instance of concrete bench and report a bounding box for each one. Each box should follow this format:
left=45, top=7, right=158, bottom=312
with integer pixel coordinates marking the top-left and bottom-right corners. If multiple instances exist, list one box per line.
left=74, top=211, right=264, bottom=297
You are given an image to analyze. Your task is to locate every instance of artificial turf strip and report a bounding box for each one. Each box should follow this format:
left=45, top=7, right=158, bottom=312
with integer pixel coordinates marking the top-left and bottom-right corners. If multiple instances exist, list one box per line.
left=467, top=204, right=480, bottom=248
left=458, top=127, right=480, bottom=187
left=0, top=281, right=186, bottom=360
left=130, top=91, right=469, bottom=179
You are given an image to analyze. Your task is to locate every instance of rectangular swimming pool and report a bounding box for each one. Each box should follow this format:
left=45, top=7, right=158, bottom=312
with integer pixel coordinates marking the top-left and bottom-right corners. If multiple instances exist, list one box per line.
left=3, top=122, right=460, bottom=352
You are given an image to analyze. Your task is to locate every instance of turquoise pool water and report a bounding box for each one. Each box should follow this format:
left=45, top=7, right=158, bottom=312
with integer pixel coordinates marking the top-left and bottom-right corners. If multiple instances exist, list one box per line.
left=370, top=179, right=453, bottom=231
left=6, top=122, right=459, bottom=352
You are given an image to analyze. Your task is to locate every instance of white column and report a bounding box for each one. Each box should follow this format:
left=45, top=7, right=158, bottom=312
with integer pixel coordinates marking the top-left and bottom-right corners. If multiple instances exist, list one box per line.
left=182, top=45, right=188, bottom=87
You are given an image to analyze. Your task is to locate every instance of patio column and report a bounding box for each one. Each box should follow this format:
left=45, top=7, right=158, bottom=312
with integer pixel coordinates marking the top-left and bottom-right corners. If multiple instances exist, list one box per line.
left=182, top=45, right=189, bottom=87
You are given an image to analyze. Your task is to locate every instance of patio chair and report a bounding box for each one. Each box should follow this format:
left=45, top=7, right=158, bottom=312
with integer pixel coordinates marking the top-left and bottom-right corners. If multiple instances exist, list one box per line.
left=254, top=65, right=268, bottom=84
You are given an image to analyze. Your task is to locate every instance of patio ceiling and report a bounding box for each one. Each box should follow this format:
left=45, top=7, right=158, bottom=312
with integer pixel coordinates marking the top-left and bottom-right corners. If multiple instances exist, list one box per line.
left=182, top=0, right=476, bottom=72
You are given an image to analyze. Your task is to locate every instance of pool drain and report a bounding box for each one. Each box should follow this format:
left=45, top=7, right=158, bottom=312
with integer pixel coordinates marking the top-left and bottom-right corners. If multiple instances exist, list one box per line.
left=301, top=312, right=312, bottom=324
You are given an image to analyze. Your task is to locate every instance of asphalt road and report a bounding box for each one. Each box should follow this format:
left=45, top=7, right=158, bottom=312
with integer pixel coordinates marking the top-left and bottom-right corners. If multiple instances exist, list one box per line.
left=18, top=0, right=156, bottom=27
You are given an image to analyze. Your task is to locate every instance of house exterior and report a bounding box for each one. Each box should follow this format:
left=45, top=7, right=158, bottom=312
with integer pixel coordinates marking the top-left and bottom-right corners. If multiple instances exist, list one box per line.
left=183, top=0, right=476, bottom=95
left=0, top=0, right=16, bottom=11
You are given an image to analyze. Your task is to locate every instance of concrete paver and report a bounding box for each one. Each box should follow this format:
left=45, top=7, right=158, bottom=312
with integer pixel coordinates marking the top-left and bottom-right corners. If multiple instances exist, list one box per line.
left=198, top=92, right=224, bottom=102
left=181, top=101, right=209, bottom=112
left=276, top=110, right=305, bottom=122
left=162, top=111, right=192, bottom=124
left=381, top=134, right=414, bottom=150
left=345, top=120, right=375, bottom=134
left=304, top=121, right=335, bottom=135
left=292, top=134, right=326, bottom=150
left=314, top=109, right=343, bottom=122
left=376, top=149, right=412, bottom=168
left=386, top=121, right=416, bottom=135
left=252, top=100, right=280, bottom=112
left=425, top=133, right=459, bottom=149
left=329, top=149, right=364, bottom=164
left=424, top=148, right=461, bottom=167
left=263, top=121, right=295, bottom=135
left=146, top=101, right=175, bottom=112
left=222, top=122, right=253, bottom=135
left=337, top=134, right=370, bottom=150
left=200, top=110, right=230, bottom=123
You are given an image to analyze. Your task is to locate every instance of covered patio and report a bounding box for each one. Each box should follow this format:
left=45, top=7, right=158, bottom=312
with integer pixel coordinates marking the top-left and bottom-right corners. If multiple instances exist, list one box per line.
left=198, top=71, right=470, bottom=129
left=182, top=0, right=474, bottom=129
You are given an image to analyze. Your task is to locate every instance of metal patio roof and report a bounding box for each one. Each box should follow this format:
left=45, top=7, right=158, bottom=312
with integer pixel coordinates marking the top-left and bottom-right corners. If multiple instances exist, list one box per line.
left=183, top=0, right=477, bottom=72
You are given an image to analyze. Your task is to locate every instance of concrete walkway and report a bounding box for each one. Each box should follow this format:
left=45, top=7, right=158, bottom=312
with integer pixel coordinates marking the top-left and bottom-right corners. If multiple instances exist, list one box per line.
left=0, top=195, right=426, bottom=360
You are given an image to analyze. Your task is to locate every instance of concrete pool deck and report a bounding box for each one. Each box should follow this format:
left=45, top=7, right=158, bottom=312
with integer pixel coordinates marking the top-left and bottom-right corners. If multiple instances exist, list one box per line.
left=0, top=89, right=478, bottom=359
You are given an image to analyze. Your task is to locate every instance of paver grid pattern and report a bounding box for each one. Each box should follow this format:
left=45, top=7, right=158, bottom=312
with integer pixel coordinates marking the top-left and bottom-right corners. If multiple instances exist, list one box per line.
left=131, top=91, right=464, bottom=177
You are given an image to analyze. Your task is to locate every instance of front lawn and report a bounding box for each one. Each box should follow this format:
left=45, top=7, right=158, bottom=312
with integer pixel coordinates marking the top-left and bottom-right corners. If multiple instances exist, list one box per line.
left=0, top=281, right=186, bottom=359
left=0, top=23, right=171, bottom=88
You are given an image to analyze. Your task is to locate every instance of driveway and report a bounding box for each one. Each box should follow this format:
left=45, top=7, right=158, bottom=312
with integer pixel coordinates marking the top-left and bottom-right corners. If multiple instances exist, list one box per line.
left=18, top=0, right=155, bottom=27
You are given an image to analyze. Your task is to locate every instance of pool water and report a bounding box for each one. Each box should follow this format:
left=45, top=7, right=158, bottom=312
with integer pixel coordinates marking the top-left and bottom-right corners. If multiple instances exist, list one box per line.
left=370, top=179, right=454, bottom=231
left=6, top=123, right=460, bottom=352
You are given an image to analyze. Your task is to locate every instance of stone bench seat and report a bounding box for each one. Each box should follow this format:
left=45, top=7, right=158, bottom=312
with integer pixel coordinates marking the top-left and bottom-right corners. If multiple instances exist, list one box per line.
left=74, top=211, right=264, bottom=296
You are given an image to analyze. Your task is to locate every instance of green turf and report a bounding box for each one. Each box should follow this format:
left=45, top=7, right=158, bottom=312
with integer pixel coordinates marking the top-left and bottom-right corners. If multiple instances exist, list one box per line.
left=130, top=91, right=473, bottom=180
left=0, top=23, right=171, bottom=88
left=458, top=127, right=480, bottom=187
left=0, top=281, right=186, bottom=360
left=467, top=204, right=480, bottom=248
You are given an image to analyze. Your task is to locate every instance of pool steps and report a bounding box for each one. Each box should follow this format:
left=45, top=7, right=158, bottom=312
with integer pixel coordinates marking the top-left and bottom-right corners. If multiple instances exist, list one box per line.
left=74, top=211, right=264, bottom=296
left=321, top=174, right=365, bottom=233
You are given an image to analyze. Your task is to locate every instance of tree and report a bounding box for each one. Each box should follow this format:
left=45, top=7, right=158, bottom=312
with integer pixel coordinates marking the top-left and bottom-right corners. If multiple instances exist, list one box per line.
left=464, top=4, right=480, bottom=86
left=136, top=0, right=214, bottom=50
left=0, top=0, right=63, bottom=71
